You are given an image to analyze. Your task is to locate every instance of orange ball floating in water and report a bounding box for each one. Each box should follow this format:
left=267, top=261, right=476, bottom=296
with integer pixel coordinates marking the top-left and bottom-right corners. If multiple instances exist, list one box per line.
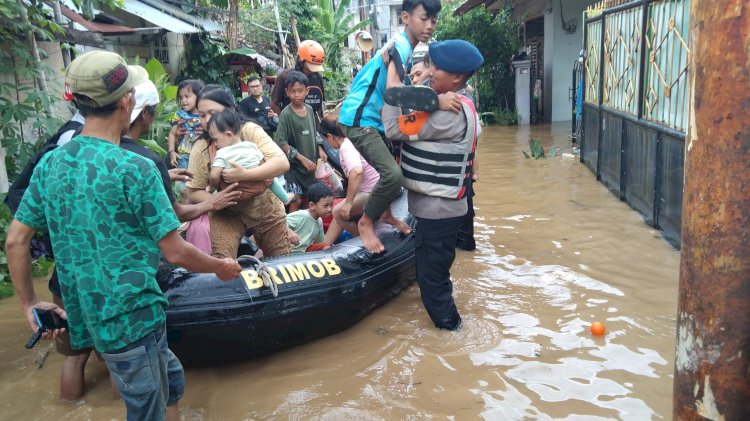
left=591, top=321, right=606, bottom=336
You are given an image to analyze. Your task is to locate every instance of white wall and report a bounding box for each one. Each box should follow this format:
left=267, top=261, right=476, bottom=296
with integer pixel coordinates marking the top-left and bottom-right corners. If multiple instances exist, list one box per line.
left=545, top=0, right=595, bottom=122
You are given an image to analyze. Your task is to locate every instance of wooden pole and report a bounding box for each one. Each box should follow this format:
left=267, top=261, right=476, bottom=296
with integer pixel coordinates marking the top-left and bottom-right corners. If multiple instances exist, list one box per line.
left=17, top=0, right=52, bottom=118
left=272, top=0, right=291, bottom=67
left=289, top=16, right=301, bottom=48
left=673, top=1, right=750, bottom=419
left=52, top=0, right=71, bottom=67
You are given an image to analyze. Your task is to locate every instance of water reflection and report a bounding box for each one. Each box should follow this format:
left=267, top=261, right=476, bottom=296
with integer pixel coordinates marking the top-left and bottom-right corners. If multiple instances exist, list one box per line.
left=0, top=124, right=679, bottom=420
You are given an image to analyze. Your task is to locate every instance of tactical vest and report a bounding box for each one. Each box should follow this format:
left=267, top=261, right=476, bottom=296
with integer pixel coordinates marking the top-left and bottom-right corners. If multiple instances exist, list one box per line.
left=399, top=95, right=478, bottom=200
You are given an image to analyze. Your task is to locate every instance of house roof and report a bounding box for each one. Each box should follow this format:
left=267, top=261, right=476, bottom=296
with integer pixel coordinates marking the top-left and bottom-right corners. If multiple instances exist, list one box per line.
left=454, top=0, right=496, bottom=16
left=454, top=0, right=548, bottom=19
left=227, top=48, right=277, bottom=69
left=59, top=4, right=135, bottom=34
left=59, top=0, right=223, bottom=35
left=121, top=0, right=224, bottom=34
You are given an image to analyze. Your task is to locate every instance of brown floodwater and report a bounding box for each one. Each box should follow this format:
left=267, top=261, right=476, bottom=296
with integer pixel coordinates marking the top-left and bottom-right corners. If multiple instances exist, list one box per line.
left=0, top=123, right=680, bottom=420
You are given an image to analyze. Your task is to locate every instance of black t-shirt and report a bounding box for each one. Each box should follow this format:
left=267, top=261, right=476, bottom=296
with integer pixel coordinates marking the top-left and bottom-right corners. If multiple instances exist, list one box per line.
left=272, top=69, right=325, bottom=119
left=239, top=95, right=272, bottom=125
left=119, top=137, right=176, bottom=204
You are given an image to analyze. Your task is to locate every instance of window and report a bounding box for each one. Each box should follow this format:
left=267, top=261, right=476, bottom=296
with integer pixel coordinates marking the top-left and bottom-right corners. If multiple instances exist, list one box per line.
left=152, top=35, right=169, bottom=64
left=390, top=6, right=403, bottom=28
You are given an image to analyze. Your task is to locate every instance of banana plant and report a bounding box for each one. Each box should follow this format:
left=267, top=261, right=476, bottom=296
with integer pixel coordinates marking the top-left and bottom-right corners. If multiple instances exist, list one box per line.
left=314, top=0, right=371, bottom=72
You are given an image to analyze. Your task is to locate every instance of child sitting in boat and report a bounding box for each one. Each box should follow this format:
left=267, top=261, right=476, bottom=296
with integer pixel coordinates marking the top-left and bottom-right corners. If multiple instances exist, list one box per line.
left=206, top=108, right=292, bottom=204
left=286, top=182, right=334, bottom=253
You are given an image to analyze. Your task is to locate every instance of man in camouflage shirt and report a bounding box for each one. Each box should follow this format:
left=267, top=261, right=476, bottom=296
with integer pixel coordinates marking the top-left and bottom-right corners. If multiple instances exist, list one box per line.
left=5, top=51, right=241, bottom=420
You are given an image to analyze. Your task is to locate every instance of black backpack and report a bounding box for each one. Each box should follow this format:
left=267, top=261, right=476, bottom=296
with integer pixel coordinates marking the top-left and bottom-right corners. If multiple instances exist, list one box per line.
left=4, top=120, right=83, bottom=214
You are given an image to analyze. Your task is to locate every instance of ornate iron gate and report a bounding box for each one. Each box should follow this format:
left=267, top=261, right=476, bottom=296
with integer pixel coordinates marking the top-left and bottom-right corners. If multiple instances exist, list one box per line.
left=581, top=0, right=690, bottom=248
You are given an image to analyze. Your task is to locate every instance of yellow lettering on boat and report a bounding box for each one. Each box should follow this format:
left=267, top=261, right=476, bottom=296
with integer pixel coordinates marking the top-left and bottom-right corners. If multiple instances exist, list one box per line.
left=306, top=260, right=325, bottom=278
left=276, top=265, right=291, bottom=283
left=286, top=263, right=309, bottom=281
left=241, top=270, right=263, bottom=289
left=321, top=258, right=341, bottom=276
left=241, top=258, right=342, bottom=290
left=267, top=266, right=285, bottom=284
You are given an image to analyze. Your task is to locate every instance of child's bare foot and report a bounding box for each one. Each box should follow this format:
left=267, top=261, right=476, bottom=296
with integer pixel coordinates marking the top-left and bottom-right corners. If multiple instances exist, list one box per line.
left=358, top=215, right=384, bottom=253
left=380, top=209, right=410, bottom=235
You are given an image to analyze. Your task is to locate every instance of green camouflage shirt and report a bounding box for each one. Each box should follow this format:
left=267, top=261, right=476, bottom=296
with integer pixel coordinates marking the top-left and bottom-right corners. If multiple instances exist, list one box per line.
left=15, top=136, right=180, bottom=352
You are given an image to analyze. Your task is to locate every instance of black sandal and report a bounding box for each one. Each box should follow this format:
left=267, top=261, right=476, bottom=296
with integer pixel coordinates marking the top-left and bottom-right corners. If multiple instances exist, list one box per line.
left=384, top=86, right=439, bottom=112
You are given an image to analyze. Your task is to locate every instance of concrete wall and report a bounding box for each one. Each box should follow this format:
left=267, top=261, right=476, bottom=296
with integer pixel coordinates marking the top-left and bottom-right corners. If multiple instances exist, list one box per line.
left=545, top=0, right=595, bottom=122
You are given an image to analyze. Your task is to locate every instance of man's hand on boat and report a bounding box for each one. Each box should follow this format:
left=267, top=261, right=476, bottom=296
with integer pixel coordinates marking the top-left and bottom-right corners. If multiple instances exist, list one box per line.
left=215, top=258, right=242, bottom=281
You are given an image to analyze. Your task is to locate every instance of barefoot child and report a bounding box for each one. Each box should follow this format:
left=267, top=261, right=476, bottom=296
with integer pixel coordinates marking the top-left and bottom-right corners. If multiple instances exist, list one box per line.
left=337, top=0, right=446, bottom=253
left=274, top=71, right=328, bottom=212
left=169, top=79, right=205, bottom=169
left=286, top=182, right=334, bottom=253
left=317, top=115, right=380, bottom=245
left=207, top=109, right=291, bottom=204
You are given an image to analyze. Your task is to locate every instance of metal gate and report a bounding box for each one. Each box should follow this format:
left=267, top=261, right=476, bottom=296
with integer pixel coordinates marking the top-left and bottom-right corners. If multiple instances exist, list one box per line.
left=581, top=0, right=690, bottom=248
left=571, top=51, right=585, bottom=142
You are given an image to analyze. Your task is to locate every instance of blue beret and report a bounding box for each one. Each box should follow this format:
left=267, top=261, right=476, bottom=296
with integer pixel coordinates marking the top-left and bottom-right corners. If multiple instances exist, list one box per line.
left=428, top=40, right=484, bottom=73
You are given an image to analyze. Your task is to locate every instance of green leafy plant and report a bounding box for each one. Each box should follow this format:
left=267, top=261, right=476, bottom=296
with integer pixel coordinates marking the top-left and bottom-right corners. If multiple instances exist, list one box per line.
left=312, top=0, right=371, bottom=73
left=143, top=58, right=178, bottom=156
left=0, top=281, right=12, bottom=299
left=480, top=108, right=519, bottom=126
left=523, top=138, right=558, bottom=159
left=0, top=194, right=56, bottom=299
left=0, top=197, right=11, bottom=285
left=434, top=4, right=521, bottom=114
left=323, top=69, right=350, bottom=104
left=0, top=0, right=67, bottom=179
left=180, top=34, right=238, bottom=92
left=31, top=256, right=54, bottom=278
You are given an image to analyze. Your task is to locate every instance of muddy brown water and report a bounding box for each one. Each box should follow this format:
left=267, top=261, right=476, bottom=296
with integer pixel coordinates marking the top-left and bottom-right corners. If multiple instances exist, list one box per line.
left=0, top=124, right=679, bottom=420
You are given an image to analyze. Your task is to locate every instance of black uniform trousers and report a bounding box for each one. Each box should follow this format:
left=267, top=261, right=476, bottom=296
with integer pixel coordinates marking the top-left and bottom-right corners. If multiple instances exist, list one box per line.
left=456, top=179, right=476, bottom=251
left=414, top=215, right=463, bottom=330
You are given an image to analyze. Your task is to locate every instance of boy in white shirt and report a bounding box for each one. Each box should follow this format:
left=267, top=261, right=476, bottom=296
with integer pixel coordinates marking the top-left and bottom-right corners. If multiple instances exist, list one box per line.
left=286, top=182, right=334, bottom=253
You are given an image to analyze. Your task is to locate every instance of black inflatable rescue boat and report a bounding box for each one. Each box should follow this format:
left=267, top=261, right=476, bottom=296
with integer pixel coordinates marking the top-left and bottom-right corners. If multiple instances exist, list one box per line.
left=157, top=194, right=416, bottom=365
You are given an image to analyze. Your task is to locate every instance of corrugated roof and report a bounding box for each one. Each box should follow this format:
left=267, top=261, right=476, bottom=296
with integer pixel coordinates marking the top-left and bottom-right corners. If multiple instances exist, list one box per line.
left=139, top=0, right=224, bottom=33
left=60, top=0, right=223, bottom=35
left=121, top=0, right=224, bottom=34
left=120, top=0, right=204, bottom=33
left=60, top=4, right=135, bottom=34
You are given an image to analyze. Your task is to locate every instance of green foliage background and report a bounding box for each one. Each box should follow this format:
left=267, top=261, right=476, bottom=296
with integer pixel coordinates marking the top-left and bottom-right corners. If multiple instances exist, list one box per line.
left=0, top=0, right=68, bottom=179
left=434, top=5, right=521, bottom=117
left=179, top=34, right=239, bottom=92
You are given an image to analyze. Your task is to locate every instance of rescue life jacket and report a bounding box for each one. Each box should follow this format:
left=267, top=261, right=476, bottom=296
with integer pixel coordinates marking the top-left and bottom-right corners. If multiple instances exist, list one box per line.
left=399, top=95, right=477, bottom=199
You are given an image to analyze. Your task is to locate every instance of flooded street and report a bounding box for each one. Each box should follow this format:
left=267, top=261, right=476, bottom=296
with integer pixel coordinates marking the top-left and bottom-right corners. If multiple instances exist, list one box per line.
left=0, top=123, right=680, bottom=420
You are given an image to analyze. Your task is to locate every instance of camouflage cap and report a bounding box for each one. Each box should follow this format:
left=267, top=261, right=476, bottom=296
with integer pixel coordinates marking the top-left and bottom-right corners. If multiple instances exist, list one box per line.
left=64, top=51, right=146, bottom=108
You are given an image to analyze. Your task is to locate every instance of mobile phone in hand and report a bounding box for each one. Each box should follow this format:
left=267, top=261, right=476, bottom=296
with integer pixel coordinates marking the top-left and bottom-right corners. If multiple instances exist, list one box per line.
left=33, top=308, right=68, bottom=330
left=25, top=308, right=67, bottom=349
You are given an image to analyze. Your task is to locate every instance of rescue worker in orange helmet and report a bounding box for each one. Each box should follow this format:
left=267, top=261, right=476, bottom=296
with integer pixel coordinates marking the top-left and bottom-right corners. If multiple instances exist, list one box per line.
left=271, top=40, right=327, bottom=124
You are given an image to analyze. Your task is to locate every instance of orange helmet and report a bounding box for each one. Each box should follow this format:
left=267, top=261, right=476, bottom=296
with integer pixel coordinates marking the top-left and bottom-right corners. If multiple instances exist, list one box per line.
left=298, top=40, right=325, bottom=71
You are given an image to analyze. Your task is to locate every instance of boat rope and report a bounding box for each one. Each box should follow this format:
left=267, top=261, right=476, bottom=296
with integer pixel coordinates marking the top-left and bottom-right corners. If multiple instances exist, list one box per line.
left=237, top=255, right=279, bottom=297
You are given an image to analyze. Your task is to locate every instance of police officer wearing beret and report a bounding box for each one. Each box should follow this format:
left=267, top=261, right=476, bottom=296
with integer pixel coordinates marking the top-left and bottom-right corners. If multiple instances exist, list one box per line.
left=382, top=40, right=484, bottom=330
